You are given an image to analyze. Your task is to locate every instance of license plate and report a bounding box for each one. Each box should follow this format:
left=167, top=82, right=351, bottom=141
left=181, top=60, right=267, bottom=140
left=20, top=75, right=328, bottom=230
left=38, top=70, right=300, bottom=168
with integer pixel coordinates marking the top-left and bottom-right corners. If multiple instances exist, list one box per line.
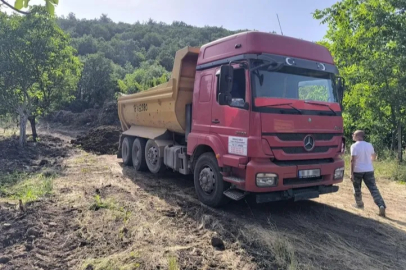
left=298, top=169, right=321, bottom=179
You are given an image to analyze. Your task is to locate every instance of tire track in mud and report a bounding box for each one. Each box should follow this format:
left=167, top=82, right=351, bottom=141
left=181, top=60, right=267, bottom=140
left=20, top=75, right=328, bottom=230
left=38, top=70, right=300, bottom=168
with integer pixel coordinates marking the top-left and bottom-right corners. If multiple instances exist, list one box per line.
left=0, top=201, right=82, bottom=270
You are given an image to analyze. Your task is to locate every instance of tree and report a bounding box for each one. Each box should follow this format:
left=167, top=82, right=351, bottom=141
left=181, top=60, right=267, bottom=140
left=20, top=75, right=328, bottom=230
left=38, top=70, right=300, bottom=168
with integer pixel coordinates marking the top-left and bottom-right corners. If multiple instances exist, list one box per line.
left=77, top=53, right=116, bottom=108
left=0, top=8, right=81, bottom=145
left=118, top=62, right=169, bottom=94
left=314, top=0, right=406, bottom=156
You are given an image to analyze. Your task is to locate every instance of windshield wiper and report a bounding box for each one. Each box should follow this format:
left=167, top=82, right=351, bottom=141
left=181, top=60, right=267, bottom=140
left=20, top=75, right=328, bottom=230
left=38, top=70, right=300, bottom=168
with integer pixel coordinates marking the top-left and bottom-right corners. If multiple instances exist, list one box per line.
left=258, top=102, right=302, bottom=114
left=304, top=100, right=337, bottom=116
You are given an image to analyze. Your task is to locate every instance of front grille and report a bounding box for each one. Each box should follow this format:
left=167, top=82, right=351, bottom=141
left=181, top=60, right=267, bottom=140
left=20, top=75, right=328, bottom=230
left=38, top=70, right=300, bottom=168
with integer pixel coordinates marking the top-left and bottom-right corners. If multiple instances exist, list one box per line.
left=284, top=176, right=323, bottom=186
left=273, top=145, right=337, bottom=154
left=263, top=133, right=342, bottom=141
left=273, top=158, right=334, bottom=167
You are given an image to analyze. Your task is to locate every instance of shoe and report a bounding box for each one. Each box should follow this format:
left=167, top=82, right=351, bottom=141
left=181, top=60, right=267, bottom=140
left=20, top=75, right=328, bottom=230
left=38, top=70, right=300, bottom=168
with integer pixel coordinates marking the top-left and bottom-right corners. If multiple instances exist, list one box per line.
left=353, top=202, right=364, bottom=209
left=379, top=206, right=386, bottom=217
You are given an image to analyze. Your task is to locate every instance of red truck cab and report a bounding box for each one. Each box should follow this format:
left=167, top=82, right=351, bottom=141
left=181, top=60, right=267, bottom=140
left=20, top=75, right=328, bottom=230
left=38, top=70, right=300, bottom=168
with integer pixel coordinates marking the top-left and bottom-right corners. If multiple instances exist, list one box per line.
left=186, top=31, right=345, bottom=206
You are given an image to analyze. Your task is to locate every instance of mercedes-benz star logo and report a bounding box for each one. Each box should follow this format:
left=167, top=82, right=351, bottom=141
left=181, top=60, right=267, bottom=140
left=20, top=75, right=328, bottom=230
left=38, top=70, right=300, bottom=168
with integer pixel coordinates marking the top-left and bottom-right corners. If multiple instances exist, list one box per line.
left=303, top=135, right=315, bottom=151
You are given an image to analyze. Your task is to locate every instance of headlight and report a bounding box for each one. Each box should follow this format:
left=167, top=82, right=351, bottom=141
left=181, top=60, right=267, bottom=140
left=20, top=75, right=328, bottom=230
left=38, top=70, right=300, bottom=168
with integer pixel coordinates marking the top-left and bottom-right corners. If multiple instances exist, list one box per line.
left=256, top=173, right=278, bottom=187
left=334, top=167, right=345, bottom=179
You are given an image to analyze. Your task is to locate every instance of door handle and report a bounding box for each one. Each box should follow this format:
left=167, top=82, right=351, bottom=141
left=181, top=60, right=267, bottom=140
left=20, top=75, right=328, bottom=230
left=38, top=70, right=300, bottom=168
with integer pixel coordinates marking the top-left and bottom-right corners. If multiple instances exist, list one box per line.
left=212, top=119, right=220, bottom=124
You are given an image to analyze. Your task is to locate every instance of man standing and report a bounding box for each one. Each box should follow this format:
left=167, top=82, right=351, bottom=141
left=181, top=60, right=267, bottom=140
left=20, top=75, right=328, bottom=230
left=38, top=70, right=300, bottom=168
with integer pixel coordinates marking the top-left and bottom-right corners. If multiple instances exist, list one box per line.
left=350, top=130, right=386, bottom=217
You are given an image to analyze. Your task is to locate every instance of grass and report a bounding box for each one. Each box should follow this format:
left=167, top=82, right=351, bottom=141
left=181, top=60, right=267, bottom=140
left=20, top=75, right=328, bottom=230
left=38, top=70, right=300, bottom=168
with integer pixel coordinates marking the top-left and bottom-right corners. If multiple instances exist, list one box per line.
left=343, top=154, right=406, bottom=181
left=89, top=194, right=117, bottom=211
left=273, top=238, right=299, bottom=270
left=168, top=256, right=180, bottom=270
left=0, top=172, right=54, bottom=202
left=82, top=251, right=141, bottom=270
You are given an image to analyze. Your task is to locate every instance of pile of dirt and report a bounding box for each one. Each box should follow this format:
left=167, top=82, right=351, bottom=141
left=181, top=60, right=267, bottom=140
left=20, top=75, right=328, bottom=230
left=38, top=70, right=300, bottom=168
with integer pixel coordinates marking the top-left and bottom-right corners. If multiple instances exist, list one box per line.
left=71, top=126, right=121, bottom=155
left=97, top=102, right=120, bottom=126
left=48, top=102, right=120, bottom=128
left=51, top=109, right=98, bottom=127
left=0, top=135, right=73, bottom=174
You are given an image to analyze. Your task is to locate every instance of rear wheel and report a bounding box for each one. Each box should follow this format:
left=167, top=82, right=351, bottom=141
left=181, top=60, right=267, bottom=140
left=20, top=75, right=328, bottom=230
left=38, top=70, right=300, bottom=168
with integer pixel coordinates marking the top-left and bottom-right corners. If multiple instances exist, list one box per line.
left=132, top=138, right=148, bottom=171
left=121, top=137, right=134, bottom=166
left=145, top=139, right=165, bottom=174
left=193, top=153, right=230, bottom=207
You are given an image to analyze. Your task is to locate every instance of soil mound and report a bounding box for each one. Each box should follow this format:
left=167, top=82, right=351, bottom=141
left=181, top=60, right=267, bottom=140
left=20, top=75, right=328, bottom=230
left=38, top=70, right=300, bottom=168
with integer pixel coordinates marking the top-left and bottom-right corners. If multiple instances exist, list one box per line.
left=71, top=126, right=121, bottom=155
left=0, top=135, right=71, bottom=173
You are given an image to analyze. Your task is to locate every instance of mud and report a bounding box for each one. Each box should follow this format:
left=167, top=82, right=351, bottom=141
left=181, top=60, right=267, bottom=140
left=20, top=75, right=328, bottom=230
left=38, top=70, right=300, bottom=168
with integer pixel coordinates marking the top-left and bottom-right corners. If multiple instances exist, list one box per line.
left=71, top=126, right=121, bottom=155
left=0, top=135, right=73, bottom=174
left=0, top=201, right=81, bottom=270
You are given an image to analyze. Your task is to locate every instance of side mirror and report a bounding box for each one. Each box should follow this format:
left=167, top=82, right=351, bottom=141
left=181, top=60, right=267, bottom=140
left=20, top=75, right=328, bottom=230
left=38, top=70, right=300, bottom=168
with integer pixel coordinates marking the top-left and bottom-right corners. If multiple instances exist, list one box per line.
left=218, top=65, right=233, bottom=105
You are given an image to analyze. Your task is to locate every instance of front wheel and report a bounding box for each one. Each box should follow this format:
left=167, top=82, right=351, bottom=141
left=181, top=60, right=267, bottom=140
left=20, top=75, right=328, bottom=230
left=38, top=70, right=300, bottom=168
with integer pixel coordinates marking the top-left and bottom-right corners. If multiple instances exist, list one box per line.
left=193, top=153, right=230, bottom=207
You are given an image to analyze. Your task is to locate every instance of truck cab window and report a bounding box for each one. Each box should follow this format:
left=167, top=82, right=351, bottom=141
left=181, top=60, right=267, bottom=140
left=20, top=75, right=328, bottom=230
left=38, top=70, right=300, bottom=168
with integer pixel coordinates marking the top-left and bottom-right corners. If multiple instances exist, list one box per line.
left=217, top=68, right=246, bottom=108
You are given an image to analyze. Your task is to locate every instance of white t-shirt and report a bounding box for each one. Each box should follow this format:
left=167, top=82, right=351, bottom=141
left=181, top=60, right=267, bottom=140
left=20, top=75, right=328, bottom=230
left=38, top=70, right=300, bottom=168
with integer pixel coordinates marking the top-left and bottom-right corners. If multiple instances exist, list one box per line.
left=350, top=141, right=375, bottom=172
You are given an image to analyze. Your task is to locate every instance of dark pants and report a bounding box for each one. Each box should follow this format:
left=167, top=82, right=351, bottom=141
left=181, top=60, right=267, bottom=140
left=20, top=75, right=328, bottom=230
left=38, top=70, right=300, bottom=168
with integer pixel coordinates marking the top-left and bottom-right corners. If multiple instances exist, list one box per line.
left=353, top=171, right=386, bottom=208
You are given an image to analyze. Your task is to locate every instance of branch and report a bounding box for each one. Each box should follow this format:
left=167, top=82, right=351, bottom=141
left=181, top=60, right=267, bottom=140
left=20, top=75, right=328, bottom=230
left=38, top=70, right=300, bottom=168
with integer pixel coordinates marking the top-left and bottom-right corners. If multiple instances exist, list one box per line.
left=0, top=0, right=30, bottom=15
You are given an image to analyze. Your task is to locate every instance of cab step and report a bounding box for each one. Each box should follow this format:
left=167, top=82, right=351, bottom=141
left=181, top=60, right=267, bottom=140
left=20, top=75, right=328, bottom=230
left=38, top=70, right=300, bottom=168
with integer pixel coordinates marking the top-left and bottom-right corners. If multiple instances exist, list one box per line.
left=223, top=189, right=246, bottom=201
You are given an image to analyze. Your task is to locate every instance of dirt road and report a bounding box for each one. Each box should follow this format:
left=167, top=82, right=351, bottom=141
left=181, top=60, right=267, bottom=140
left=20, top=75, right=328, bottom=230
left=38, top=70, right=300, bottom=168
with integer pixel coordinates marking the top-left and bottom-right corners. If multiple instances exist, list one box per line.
left=1, top=129, right=406, bottom=270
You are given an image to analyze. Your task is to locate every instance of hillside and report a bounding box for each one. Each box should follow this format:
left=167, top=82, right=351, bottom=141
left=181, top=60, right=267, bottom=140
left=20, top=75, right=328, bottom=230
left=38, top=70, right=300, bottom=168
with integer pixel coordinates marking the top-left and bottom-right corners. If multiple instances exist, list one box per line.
left=56, top=14, right=252, bottom=110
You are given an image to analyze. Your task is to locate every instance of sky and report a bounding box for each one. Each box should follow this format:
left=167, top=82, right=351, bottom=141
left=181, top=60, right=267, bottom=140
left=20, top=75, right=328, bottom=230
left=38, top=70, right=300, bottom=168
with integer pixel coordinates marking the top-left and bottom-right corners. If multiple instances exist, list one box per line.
left=19, top=0, right=338, bottom=42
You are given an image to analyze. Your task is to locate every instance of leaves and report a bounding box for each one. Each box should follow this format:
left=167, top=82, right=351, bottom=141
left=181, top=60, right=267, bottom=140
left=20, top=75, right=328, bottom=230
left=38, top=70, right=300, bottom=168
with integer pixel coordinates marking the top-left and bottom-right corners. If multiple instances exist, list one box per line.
left=0, top=8, right=81, bottom=143
left=14, top=0, right=23, bottom=9
left=45, top=0, right=55, bottom=15
left=11, top=0, right=58, bottom=15
left=315, top=0, right=406, bottom=150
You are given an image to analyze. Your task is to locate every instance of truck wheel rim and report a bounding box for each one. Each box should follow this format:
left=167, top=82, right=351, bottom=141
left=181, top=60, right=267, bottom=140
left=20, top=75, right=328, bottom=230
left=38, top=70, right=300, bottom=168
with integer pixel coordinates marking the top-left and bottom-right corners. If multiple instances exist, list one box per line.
left=199, top=167, right=215, bottom=194
left=147, top=146, right=159, bottom=166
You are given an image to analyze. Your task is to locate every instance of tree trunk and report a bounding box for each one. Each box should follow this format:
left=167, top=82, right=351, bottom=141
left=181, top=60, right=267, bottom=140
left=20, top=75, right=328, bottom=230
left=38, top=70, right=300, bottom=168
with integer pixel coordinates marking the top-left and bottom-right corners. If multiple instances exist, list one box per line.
left=28, top=115, right=37, bottom=142
left=398, top=124, right=402, bottom=162
left=18, top=111, right=28, bottom=147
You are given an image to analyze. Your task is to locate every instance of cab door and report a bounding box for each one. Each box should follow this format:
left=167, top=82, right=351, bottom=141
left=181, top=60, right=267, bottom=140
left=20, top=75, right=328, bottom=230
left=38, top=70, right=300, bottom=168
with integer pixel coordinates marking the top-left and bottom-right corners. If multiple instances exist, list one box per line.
left=210, top=66, right=250, bottom=156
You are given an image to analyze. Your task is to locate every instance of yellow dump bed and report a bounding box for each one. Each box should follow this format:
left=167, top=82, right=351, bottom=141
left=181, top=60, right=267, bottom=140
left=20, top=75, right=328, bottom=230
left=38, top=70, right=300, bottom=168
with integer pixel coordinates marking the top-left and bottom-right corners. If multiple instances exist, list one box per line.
left=117, top=47, right=200, bottom=135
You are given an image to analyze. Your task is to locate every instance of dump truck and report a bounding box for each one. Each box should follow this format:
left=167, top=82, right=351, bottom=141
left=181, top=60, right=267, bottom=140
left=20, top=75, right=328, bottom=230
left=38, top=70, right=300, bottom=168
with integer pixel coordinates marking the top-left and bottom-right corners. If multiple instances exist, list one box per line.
left=117, top=31, right=346, bottom=207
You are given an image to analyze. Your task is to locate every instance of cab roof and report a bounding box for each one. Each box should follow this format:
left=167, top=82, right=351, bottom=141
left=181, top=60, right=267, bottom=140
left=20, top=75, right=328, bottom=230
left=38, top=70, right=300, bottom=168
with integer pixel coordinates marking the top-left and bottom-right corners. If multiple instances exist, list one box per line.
left=197, top=31, right=335, bottom=66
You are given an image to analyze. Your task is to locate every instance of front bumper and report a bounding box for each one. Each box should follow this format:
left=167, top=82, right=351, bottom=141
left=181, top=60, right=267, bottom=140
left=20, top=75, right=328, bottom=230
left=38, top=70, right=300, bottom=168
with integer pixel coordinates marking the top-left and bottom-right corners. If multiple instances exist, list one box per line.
left=256, top=185, right=339, bottom=203
left=241, top=157, right=344, bottom=193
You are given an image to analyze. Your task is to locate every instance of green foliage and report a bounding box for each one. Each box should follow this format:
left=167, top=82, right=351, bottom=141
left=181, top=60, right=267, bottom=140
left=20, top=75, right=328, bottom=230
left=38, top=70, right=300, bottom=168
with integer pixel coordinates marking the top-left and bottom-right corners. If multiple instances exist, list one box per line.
left=77, top=53, right=116, bottom=107
left=10, top=0, right=58, bottom=15
left=0, top=7, right=81, bottom=145
left=314, top=0, right=406, bottom=150
left=0, top=172, right=54, bottom=202
left=56, top=15, right=245, bottom=99
left=118, top=62, right=170, bottom=94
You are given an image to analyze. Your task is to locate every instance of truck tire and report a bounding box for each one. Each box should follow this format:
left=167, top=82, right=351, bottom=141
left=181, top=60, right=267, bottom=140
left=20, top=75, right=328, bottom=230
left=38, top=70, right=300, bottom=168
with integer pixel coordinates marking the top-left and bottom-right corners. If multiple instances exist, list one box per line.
left=145, top=139, right=165, bottom=174
left=193, top=153, right=230, bottom=207
left=132, top=138, right=148, bottom=171
left=121, top=137, right=134, bottom=166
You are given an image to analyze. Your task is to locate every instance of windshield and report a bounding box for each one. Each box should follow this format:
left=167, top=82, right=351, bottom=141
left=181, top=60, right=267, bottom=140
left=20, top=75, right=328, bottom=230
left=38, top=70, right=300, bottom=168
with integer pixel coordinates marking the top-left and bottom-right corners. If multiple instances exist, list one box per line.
left=251, top=61, right=338, bottom=103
